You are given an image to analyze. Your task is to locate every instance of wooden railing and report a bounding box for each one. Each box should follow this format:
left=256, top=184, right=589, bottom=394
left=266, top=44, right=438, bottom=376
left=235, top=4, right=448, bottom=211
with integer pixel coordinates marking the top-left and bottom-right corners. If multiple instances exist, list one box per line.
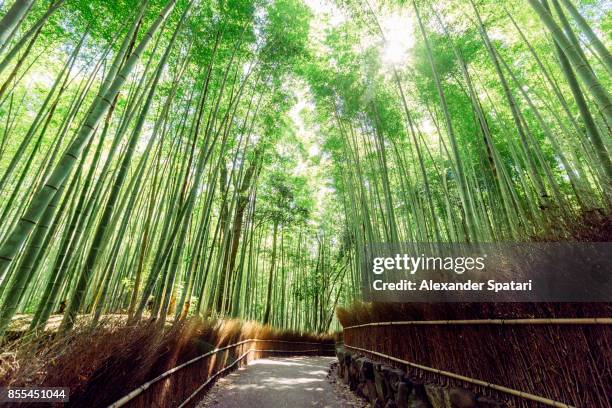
left=343, top=343, right=574, bottom=407
left=341, top=317, right=612, bottom=407
left=343, top=317, right=612, bottom=329
left=108, top=338, right=335, bottom=408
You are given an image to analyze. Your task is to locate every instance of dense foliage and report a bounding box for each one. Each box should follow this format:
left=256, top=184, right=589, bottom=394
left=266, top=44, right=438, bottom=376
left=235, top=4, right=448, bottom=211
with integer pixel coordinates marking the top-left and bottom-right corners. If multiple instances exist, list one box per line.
left=0, top=0, right=609, bottom=335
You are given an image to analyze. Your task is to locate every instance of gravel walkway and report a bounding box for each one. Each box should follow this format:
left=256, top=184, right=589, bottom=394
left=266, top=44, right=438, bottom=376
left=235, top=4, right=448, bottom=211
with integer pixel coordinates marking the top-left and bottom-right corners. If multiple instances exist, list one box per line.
left=196, top=356, right=362, bottom=408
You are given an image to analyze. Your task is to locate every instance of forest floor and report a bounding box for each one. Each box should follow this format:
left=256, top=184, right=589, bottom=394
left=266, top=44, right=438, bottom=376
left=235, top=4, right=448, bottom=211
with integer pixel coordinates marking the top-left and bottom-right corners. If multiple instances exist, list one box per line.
left=7, top=313, right=171, bottom=332
left=196, top=356, right=367, bottom=407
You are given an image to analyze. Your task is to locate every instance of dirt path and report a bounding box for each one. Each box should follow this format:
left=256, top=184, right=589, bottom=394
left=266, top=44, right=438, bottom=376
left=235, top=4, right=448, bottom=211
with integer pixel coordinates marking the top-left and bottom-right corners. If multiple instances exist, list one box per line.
left=196, top=356, right=356, bottom=408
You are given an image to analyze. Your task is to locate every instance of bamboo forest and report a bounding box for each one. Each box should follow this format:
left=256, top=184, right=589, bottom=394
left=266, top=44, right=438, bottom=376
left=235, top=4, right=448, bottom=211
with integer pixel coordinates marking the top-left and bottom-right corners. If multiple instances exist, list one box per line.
left=0, top=0, right=610, bottom=404
left=0, top=0, right=610, bottom=329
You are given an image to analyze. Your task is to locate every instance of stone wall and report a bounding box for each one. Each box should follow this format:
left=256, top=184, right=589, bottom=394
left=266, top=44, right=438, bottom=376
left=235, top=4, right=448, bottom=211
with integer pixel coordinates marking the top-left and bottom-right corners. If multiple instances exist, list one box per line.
left=336, top=347, right=505, bottom=408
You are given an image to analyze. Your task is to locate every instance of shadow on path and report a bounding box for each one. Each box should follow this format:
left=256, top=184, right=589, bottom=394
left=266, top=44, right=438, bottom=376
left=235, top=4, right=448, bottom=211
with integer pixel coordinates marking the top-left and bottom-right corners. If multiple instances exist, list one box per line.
left=197, top=356, right=351, bottom=407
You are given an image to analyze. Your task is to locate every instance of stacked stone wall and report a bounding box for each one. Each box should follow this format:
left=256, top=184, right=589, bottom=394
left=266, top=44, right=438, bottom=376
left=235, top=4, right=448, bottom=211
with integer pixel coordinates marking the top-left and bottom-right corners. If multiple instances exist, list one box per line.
left=336, top=348, right=505, bottom=408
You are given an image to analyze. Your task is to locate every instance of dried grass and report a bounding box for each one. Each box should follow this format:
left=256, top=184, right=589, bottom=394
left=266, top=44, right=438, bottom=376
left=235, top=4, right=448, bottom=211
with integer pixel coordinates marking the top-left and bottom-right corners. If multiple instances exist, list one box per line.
left=340, top=307, right=610, bottom=407
left=0, top=317, right=334, bottom=408
left=336, top=217, right=611, bottom=407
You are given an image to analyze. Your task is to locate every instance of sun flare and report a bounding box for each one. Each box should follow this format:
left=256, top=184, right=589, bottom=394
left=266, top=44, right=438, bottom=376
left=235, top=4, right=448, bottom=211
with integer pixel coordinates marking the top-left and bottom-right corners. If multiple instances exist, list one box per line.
left=380, top=11, right=415, bottom=66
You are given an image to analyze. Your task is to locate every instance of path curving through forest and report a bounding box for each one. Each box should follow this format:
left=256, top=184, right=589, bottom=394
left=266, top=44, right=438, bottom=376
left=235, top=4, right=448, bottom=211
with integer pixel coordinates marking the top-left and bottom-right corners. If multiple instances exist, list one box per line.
left=196, top=356, right=350, bottom=407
